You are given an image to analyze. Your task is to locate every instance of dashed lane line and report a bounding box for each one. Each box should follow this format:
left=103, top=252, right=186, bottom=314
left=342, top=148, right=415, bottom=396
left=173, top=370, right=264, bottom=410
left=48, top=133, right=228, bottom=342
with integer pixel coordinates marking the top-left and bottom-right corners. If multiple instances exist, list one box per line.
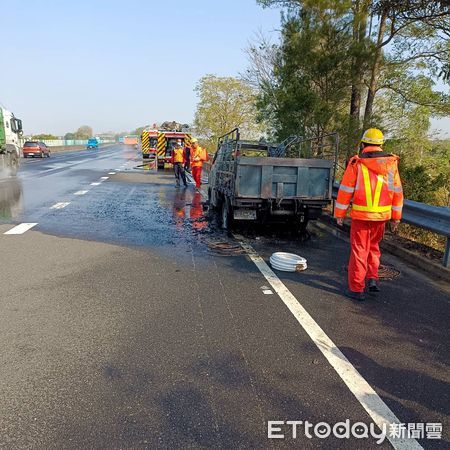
left=74, top=190, right=89, bottom=196
left=4, top=223, right=38, bottom=235
left=237, top=239, right=422, bottom=450
left=90, top=182, right=101, bottom=186
left=100, top=176, right=109, bottom=180
left=108, top=172, right=116, bottom=175
left=50, top=202, right=71, bottom=210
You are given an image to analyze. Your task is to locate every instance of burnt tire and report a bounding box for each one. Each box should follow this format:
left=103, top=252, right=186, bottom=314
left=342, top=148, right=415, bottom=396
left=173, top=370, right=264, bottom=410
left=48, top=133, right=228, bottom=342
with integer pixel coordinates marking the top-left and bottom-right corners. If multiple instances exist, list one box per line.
left=221, top=197, right=233, bottom=230
left=208, top=188, right=215, bottom=210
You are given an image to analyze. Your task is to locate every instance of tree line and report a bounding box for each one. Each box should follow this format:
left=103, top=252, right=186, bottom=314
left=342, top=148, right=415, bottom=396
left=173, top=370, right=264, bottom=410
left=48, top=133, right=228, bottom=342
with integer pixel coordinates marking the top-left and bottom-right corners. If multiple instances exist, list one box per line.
left=192, top=0, right=449, bottom=251
left=194, top=1, right=449, bottom=202
left=31, top=125, right=94, bottom=141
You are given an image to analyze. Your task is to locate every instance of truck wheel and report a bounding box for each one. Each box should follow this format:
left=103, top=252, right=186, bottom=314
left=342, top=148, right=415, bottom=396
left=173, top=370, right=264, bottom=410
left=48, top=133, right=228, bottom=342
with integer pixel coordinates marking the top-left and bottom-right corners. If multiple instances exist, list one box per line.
left=208, top=188, right=215, bottom=209
left=221, top=198, right=233, bottom=230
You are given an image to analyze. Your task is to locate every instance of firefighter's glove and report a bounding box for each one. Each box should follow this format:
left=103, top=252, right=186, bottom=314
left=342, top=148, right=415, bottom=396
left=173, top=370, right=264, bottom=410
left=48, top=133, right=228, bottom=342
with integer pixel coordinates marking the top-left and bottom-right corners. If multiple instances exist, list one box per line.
left=390, top=220, right=400, bottom=233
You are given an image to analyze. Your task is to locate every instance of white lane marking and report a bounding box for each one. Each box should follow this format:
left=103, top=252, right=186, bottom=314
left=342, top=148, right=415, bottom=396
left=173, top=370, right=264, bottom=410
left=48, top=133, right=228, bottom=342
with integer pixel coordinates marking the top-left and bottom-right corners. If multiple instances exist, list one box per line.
left=100, top=176, right=109, bottom=180
left=262, top=289, right=274, bottom=295
left=90, top=182, right=101, bottom=186
left=238, top=240, right=422, bottom=450
left=4, top=223, right=38, bottom=235
left=108, top=172, right=116, bottom=175
left=74, top=190, right=89, bottom=196
left=50, top=202, right=70, bottom=210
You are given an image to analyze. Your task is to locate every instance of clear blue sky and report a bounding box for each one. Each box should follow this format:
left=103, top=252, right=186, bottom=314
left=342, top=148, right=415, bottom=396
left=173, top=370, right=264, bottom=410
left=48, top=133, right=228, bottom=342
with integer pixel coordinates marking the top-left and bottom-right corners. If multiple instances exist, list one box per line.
left=1, top=0, right=281, bottom=136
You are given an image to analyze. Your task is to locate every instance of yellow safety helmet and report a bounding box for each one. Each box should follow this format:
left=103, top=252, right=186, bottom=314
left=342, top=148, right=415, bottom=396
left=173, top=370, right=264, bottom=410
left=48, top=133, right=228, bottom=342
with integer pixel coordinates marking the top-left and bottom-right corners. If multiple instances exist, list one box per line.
left=191, top=137, right=198, bottom=143
left=361, top=128, right=384, bottom=145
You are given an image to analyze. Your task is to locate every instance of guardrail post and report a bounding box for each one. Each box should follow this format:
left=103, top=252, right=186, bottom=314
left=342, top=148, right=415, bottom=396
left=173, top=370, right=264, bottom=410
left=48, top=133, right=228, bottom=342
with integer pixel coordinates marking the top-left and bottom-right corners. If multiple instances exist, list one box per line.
left=444, top=238, right=450, bottom=268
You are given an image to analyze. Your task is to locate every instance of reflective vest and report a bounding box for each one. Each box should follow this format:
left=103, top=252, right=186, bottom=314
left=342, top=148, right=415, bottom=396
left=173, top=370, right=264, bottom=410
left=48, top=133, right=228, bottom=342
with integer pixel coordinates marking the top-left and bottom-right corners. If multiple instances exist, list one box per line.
left=190, top=146, right=207, bottom=168
left=334, top=146, right=404, bottom=221
left=173, top=147, right=184, bottom=163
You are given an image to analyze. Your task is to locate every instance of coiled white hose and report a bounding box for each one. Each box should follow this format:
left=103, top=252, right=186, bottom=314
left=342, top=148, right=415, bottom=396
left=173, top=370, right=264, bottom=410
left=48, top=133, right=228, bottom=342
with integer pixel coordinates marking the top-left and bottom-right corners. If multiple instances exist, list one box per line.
left=270, top=252, right=307, bottom=272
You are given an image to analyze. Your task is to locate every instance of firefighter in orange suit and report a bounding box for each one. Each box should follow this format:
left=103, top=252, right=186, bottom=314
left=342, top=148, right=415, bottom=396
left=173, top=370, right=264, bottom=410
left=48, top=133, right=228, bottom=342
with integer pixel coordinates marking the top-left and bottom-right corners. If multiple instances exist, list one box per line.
left=334, top=128, right=403, bottom=301
left=170, top=141, right=187, bottom=187
left=190, top=138, right=208, bottom=191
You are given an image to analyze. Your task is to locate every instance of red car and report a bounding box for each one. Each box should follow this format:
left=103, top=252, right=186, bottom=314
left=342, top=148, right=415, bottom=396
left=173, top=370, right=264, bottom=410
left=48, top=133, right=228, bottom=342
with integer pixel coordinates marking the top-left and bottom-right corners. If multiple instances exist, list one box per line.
left=22, top=141, right=51, bottom=158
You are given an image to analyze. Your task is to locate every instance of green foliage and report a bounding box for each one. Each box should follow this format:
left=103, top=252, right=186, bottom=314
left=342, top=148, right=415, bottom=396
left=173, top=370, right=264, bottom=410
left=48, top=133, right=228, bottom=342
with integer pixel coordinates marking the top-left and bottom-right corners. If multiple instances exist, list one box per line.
left=400, top=163, right=445, bottom=203
left=194, top=75, right=263, bottom=150
left=64, top=125, right=93, bottom=140
left=250, top=0, right=449, bottom=147
left=31, top=134, right=59, bottom=140
left=250, top=0, right=449, bottom=251
left=75, top=125, right=93, bottom=139
left=255, top=6, right=354, bottom=142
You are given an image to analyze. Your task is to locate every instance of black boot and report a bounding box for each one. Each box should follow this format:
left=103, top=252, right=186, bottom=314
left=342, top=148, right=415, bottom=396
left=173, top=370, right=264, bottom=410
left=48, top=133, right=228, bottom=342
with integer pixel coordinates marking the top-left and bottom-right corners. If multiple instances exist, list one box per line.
left=345, top=290, right=366, bottom=301
left=368, top=279, right=380, bottom=293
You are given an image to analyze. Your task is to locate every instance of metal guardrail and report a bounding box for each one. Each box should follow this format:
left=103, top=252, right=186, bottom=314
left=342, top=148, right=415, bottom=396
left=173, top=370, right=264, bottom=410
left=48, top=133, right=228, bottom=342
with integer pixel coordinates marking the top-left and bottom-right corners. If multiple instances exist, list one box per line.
left=333, top=182, right=450, bottom=268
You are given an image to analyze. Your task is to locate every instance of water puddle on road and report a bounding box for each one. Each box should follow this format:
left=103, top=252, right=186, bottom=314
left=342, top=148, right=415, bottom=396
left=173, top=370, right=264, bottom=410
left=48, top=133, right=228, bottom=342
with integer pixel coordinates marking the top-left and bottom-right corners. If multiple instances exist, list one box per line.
left=113, top=171, right=316, bottom=255
left=0, top=178, right=23, bottom=221
left=95, top=171, right=220, bottom=252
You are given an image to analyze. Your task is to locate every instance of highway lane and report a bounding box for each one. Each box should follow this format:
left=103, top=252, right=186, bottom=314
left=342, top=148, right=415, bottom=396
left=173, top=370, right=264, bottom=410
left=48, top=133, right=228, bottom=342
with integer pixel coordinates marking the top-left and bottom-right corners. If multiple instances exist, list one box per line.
left=0, top=145, right=448, bottom=448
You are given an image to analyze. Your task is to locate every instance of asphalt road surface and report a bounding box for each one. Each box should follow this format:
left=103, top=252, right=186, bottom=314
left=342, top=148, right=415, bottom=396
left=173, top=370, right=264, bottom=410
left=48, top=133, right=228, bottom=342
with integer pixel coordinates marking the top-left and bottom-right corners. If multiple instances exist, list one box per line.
left=0, top=144, right=448, bottom=449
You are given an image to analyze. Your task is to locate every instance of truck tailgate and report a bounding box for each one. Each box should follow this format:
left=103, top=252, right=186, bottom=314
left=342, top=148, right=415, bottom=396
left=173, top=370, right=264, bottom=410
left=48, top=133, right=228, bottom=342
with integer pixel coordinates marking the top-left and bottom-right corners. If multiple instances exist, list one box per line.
left=235, top=157, right=332, bottom=200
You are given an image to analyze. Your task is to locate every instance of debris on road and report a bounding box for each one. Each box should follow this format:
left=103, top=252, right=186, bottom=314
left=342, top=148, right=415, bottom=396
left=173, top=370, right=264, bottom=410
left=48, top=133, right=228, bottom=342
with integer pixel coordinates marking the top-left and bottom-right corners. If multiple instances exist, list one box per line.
left=206, top=239, right=246, bottom=256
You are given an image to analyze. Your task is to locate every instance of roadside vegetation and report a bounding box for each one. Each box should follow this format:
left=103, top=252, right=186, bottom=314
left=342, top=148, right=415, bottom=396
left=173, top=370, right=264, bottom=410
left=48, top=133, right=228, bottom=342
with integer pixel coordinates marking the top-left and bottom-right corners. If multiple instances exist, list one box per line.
left=193, top=75, right=264, bottom=150
left=64, top=125, right=94, bottom=140
left=193, top=0, right=449, bottom=252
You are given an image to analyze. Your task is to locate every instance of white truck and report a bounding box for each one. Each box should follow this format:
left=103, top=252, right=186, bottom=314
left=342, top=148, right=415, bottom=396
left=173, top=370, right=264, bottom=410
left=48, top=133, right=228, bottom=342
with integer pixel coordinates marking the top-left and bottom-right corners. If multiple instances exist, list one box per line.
left=0, top=106, right=23, bottom=176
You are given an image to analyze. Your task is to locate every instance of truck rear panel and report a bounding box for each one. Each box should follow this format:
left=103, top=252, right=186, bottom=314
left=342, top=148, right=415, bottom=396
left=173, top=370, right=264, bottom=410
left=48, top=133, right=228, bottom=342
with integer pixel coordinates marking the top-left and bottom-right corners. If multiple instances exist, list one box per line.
left=235, top=157, right=332, bottom=200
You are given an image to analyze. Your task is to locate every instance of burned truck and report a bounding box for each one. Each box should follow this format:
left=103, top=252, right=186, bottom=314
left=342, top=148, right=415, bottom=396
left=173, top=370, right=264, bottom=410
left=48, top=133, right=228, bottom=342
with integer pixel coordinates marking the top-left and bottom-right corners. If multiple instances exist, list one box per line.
left=207, top=128, right=338, bottom=230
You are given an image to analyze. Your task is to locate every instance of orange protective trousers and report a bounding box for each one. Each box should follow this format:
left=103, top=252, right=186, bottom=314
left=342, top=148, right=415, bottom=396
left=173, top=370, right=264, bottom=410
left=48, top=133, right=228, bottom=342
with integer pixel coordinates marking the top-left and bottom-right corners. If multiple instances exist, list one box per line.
left=192, top=166, right=202, bottom=188
left=348, top=219, right=386, bottom=292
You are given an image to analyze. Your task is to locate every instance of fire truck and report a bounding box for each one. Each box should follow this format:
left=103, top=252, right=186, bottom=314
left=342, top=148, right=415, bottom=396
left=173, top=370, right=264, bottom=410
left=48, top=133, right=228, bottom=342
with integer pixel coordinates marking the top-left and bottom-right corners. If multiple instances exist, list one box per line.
left=141, top=130, right=191, bottom=168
